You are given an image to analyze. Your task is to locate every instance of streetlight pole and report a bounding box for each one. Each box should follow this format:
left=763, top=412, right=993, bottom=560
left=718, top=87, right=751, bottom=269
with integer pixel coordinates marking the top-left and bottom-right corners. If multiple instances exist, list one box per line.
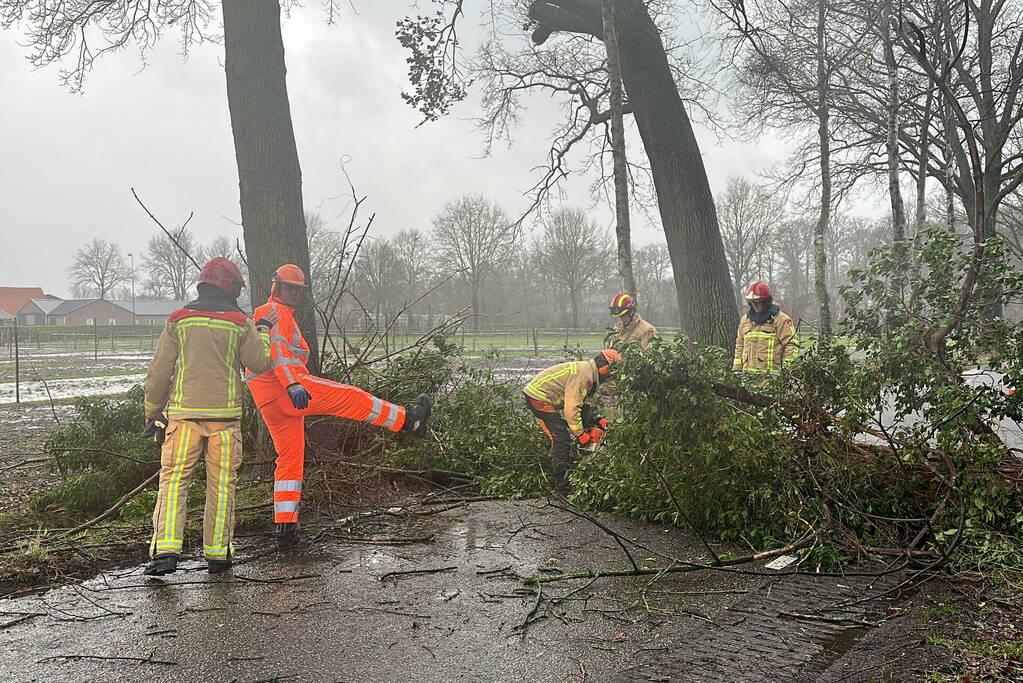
left=128, top=252, right=137, bottom=327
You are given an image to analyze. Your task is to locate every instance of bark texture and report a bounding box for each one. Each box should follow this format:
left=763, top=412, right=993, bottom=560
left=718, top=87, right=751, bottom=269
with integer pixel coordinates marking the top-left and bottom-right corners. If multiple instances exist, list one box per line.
left=881, top=0, right=906, bottom=242
left=223, top=0, right=318, bottom=367
left=530, top=0, right=737, bottom=347
left=602, top=0, right=636, bottom=298
left=814, top=0, right=833, bottom=337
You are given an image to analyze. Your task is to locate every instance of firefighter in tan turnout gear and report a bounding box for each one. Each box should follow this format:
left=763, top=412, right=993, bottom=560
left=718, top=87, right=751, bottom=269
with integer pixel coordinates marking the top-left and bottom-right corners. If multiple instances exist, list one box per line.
left=608, top=293, right=657, bottom=350
left=733, top=281, right=799, bottom=374
left=142, top=258, right=275, bottom=576
left=523, top=350, right=622, bottom=494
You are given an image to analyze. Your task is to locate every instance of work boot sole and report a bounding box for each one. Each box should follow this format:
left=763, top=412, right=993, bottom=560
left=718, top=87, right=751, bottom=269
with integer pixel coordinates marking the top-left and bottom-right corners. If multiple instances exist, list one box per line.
left=405, top=394, right=433, bottom=437
left=143, top=555, right=179, bottom=576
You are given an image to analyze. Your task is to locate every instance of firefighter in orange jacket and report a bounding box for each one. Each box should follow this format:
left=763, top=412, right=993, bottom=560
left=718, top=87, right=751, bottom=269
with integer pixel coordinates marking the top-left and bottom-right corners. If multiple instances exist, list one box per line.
left=608, top=293, right=657, bottom=350
left=247, top=265, right=433, bottom=551
left=143, top=258, right=274, bottom=576
left=733, top=281, right=799, bottom=373
left=523, top=349, right=622, bottom=494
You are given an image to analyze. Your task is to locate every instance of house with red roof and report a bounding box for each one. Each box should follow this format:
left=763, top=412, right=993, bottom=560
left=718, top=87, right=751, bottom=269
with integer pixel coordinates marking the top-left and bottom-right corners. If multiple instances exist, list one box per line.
left=0, top=287, right=51, bottom=320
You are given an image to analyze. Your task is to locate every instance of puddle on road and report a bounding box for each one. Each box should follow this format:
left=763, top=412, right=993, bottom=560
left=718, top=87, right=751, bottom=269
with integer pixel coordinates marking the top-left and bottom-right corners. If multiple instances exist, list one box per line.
left=0, top=500, right=759, bottom=682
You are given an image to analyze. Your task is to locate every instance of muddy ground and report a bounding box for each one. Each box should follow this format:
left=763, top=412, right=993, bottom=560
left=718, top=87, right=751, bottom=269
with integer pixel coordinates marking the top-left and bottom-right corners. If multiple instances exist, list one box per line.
left=2, top=495, right=1014, bottom=683
left=0, top=497, right=949, bottom=683
left=0, top=403, right=70, bottom=515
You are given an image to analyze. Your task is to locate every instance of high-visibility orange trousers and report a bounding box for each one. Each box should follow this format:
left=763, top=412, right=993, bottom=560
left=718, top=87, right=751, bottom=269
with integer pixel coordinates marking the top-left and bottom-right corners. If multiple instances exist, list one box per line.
left=258, top=376, right=407, bottom=523
left=150, top=419, right=242, bottom=560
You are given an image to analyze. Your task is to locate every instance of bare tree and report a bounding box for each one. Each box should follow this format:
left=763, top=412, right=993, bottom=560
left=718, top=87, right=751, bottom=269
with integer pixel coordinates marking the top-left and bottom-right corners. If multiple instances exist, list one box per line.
left=140, top=273, right=173, bottom=300
left=432, top=195, right=519, bottom=333
left=602, top=0, right=636, bottom=296
left=69, top=239, right=131, bottom=300
left=716, top=176, right=783, bottom=309
left=353, top=237, right=403, bottom=326
left=535, top=207, right=613, bottom=328
left=307, top=211, right=349, bottom=307
left=393, top=228, right=430, bottom=306
left=144, top=228, right=199, bottom=300
left=632, top=242, right=673, bottom=322
left=199, top=235, right=236, bottom=262
left=401, top=0, right=739, bottom=347
left=2, top=0, right=317, bottom=364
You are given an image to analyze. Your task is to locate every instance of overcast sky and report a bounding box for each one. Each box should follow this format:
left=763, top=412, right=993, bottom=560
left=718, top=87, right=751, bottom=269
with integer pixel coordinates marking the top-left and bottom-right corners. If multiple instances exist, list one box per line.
left=1, top=2, right=789, bottom=298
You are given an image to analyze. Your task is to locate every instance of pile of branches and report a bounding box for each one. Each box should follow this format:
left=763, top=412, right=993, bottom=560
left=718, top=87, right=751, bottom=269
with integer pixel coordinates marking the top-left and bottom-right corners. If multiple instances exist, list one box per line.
left=574, top=230, right=1023, bottom=575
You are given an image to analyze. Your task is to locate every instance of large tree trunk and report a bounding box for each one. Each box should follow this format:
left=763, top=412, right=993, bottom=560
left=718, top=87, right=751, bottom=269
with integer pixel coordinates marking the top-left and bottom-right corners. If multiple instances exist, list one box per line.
left=223, top=0, right=318, bottom=368
left=915, top=82, right=933, bottom=236
left=814, top=0, right=833, bottom=337
left=882, top=0, right=906, bottom=243
left=602, top=0, right=636, bottom=298
left=529, top=0, right=737, bottom=348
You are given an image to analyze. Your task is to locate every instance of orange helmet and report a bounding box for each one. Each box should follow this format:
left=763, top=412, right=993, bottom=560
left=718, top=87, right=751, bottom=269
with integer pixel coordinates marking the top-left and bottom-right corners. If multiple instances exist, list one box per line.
left=594, top=348, right=622, bottom=376
left=745, top=281, right=772, bottom=302
left=610, top=293, right=636, bottom=317
left=273, top=264, right=308, bottom=288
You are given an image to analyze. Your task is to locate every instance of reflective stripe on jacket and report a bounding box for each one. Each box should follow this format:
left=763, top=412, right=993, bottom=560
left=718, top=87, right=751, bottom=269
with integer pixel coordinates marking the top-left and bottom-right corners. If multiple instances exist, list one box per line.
left=246, top=298, right=311, bottom=406
left=732, top=310, right=799, bottom=372
left=611, top=314, right=657, bottom=350
left=523, top=359, right=599, bottom=437
left=144, top=309, right=271, bottom=420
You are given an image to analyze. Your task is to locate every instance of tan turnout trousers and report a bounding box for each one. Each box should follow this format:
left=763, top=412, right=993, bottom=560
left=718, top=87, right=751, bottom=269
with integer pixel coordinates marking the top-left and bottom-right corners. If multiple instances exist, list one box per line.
left=150, top=418, right=242, bottom=560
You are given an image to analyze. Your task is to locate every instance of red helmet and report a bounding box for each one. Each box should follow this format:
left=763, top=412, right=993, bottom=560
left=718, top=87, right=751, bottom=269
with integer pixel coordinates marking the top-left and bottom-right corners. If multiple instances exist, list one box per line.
left=745, top=281, right=772, bottom=302
left=595, top=348, right=623, bottom=376
left=610, top=293, right=636, bottom=317
left=198, top=257, right=245, bottom=297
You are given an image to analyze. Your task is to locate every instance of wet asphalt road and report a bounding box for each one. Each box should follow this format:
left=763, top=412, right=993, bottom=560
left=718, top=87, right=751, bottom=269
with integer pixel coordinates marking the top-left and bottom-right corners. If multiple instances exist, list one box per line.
left=0, top=500, right=760, bottom=683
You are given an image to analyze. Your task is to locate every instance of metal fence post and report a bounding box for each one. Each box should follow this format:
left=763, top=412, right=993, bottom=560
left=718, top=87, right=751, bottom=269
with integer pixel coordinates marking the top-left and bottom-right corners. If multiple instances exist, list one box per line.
left=13, top=317, right=20, bottom=404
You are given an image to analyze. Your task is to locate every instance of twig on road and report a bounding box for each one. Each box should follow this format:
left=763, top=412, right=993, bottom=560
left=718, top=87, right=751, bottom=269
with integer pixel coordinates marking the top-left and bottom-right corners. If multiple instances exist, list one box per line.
left=379, top=566, right=458, bottom=582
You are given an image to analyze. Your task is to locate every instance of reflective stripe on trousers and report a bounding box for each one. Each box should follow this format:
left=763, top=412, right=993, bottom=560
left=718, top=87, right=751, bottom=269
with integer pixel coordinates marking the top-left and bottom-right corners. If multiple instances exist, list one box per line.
left=150, top=419, right=243, bottom=559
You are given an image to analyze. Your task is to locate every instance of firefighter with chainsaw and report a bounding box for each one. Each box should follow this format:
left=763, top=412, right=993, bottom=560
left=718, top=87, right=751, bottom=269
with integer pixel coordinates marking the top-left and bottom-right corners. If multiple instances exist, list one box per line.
left=143, top=258, right=275, bottom=576
left=247, top=264, right=433, bottom=551
left=608, top=293, right=657, bottom=350
left=733, top=281, right=799, bottom=374
left=523, top=349, right=622, bottom=495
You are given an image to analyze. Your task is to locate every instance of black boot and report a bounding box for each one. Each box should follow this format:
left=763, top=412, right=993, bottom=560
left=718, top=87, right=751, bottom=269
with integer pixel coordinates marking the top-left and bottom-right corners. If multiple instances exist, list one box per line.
left=143, top=554, right=179, bottom=576
left=276, top=522, right=299, bottom=551
left=401, top=394, right=433, bottom=437
left=207, top=553, right=232, bottom=574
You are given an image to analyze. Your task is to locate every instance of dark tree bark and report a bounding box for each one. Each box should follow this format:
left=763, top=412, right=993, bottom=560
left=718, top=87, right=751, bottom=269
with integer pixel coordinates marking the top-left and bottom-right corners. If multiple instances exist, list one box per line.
left=223, top=0, right=318, bottom=368
left=602, top=0, right=636, bottom=298
left=530, top=0, right=737, bottom=348
left=813, top=0, right=833, bottom=337
left=881, top=0, right=906, bottom=243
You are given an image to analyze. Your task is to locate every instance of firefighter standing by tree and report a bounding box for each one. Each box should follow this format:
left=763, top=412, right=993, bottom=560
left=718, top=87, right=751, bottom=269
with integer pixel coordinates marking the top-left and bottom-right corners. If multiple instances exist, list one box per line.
left=247, top=264, right=433, bottom=551
left=733, top=281, right=799, bottom=374
left=143, top=258, right=275, bottom=576
left=608, top=293, right=657, bottom=350
left=523, top=349, right=622, bottom=494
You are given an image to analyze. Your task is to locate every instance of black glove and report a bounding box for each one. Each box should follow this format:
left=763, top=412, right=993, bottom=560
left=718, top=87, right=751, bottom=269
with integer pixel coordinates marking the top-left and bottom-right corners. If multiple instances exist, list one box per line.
left=142, top=413, right=168, bottom=447
left=288, top=383, right=312, bottom=410
left=254, top=318, right=274, bottom=332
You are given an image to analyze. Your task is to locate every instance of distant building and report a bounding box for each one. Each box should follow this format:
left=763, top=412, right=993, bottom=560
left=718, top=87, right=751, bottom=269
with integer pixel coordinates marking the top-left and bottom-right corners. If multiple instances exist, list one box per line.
left=0, top=287, right=51, bottom=319
left=110, top=300, right=188, bottom=325
left=16, top=298, right=190, bottom=326
left=17, top=299, right=134, bottom=326
left=17, top=298, right=64, bottom=325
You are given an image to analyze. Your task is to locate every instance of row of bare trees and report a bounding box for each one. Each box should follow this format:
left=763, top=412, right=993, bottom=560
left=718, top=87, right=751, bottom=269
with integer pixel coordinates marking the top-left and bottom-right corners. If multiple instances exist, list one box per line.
left=306, top=195, right=677, bottom=333
left=68, top=233, right=237, bottom=301
left=720, top=0, right=1023, bottom=332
